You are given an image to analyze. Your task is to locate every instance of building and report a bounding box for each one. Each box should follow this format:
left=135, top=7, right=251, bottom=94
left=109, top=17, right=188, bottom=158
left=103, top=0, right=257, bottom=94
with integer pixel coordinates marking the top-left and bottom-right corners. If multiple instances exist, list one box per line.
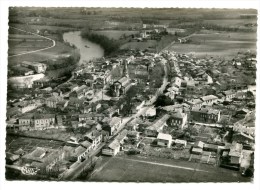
left=16, top=100, right=39, bottom=114
left=144, top=114, right=170, bottom=137
left=79, top=113, right=105, bottom=122
left=18, top=114, right=34, bottom=128
left=84, top=129, right=103, bottom=148
left=69, top=85, right=88, bottom=99
left=229, top=142, right=243, bottom=164
left=22, top=147, right=65, bottom=175
left=111, top=77, right=132, bottom=97
left=190, top=107, right=220, bottom=123
left=33, top=114, right=56, bottom=130
left=168, top=110, right=188, bottom=129
left=102, top=139, right=120, bottom=156
left=21, top=61, right=47, bottom=73
left=102, top=117, right=122, bottom=136
left=185, top=98, right=203, bottom=108
left=200, top=95, right=218, bottom=105
left=222, top=90, right=236, bottom=101
left=157, top=133, right=172, bottom=148
left=33, top=78, right=51, bottom=88
left=45, top=96, right=63, bottom=108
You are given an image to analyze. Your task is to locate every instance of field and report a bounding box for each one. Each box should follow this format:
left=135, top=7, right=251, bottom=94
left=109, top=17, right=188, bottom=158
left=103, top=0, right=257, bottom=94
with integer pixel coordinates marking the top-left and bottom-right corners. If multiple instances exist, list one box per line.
left=90, top=155, right=252, bottom=182
left=166, top=30, right=256, bottom=58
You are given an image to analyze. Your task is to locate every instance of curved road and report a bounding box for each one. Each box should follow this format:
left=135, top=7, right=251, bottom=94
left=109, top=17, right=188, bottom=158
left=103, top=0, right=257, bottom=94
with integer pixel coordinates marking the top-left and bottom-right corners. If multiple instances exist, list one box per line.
left=8, top=26, right=56, bottom=58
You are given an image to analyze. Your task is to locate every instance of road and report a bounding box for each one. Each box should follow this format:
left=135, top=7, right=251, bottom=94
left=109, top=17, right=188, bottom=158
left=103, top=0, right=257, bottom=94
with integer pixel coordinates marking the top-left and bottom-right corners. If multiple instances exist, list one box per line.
left=8, top=26, right=56, bottom=58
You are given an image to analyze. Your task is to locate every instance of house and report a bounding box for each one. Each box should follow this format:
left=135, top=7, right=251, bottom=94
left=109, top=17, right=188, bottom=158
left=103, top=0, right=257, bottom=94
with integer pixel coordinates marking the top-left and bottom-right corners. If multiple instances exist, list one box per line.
left=191, top=147, right=203, bottom=155
left=22, top=147, right=65, bottom=175
left=222, top=90, right=236, bottom=101
left=116, top=129, right=128, bottom=147
left=200, top=95, right=218, bottom=105
left=69, top=85, right=89, bottom=99
left=16, top=100, right=39, bottom=113
left=18, top=113, right=34, bottom=126
left=79, top=113, right=105, bottom=122
left=45, top=96, right=63, bottom=108
left=70, top=146, right=88, bottom=162
left=232, top=132, right=254, bottom=144
left=84, top=129, right=103, bottom=148
left=102, top=139, right=120, bottom=156
left=33, top=78, right=51, bottom=88
left=185, top=98, right=203, bottom=108
left=168, top=110, right=188, bottom=129
left=157, top=133, right=172, bottom=148
left=203, top=143, right=218, bottom=153
left=142, top=106, right=156, bottom=118
left=102, top=117, right=122, bottom=136
left=144, top=114, right=170, bottom=137
left=194, top=141, right=205, bottom=149
left=229, top=142, right=243, bottom=164
left=190, top=107, right=220, bottom=123
left=33, top=114, right=56, bottom=130
left=173, top=139, right=187, bottom=148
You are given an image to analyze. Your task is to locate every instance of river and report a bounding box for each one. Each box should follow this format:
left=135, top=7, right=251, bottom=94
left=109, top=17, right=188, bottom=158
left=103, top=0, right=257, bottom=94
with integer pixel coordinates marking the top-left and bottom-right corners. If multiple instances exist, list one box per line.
left=63, top=31, right=104, bottom=65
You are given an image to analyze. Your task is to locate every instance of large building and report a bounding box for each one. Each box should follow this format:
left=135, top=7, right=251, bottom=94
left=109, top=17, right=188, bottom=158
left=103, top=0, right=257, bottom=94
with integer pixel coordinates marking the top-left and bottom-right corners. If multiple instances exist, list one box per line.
left=190, top=107, right=220, bottom=123
left=21, top=61, right=47, bottom=74
left=111, top=60, right=132, bottom=97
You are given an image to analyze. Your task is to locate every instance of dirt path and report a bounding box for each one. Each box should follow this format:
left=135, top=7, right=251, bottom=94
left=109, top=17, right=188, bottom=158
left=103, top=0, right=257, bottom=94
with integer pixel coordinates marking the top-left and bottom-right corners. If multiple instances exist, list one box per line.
left=8, top=26, right=56, bottom=58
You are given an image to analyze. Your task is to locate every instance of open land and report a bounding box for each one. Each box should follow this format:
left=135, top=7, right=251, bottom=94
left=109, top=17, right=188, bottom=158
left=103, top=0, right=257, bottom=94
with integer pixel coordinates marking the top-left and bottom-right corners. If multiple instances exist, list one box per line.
left=166, top=30, right=256, bottom=58
left=90, top=155, right=251, bottom=182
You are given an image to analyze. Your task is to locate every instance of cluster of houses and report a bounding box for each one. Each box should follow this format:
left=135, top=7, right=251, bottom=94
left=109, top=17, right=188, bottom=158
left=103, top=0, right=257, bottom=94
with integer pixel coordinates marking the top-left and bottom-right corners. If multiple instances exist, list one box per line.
left=6, top=48, right=256, bottom=178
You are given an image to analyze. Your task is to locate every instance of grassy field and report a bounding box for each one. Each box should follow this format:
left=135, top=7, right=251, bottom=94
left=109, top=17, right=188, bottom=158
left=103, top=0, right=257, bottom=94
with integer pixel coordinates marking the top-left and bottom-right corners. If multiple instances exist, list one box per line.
left=90, top=155, right=252, bottom=182
left=166, top=30, right=256, bottom=58
left=8, top=41, right=74, bottom=66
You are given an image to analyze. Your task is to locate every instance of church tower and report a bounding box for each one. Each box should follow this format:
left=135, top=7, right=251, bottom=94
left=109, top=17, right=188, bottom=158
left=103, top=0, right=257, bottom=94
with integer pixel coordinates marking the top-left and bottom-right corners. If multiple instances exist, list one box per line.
left=122, top=59, right=129, bottom=78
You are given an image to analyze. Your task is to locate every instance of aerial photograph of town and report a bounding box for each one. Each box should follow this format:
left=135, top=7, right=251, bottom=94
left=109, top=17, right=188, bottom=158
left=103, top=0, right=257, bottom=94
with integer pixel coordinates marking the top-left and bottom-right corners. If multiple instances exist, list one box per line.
left=5, top=7, right=257, bottom=183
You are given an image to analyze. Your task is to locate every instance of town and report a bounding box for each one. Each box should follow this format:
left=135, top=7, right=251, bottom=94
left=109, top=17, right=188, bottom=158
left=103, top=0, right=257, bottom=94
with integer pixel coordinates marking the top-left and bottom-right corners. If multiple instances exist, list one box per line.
left=5, top=8, right=256, bottom=182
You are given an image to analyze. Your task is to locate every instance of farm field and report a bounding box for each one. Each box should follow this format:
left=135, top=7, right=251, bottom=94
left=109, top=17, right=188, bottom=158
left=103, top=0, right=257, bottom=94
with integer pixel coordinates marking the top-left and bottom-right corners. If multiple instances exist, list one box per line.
left=89, top=155, right=251, bottom=182
left=166, top=30, right=256, bottom=58
left=8, top=41, right=74, bottom=66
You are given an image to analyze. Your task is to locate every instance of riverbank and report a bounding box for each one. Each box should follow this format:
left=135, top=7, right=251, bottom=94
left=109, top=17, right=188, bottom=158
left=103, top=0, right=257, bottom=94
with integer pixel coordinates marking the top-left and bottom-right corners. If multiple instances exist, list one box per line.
left=80, top=28, right=121, bottom=56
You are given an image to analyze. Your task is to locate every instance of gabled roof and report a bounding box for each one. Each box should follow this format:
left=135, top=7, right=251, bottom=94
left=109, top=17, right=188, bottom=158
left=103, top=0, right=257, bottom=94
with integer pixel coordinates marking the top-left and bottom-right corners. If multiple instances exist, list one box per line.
left=157, top=133, right=172, bottom=141
left=200, top=95, right=218, bottom=101
left=147, top=114, right=170, bottom=131
left=108, top=139, right=120, bottom=150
